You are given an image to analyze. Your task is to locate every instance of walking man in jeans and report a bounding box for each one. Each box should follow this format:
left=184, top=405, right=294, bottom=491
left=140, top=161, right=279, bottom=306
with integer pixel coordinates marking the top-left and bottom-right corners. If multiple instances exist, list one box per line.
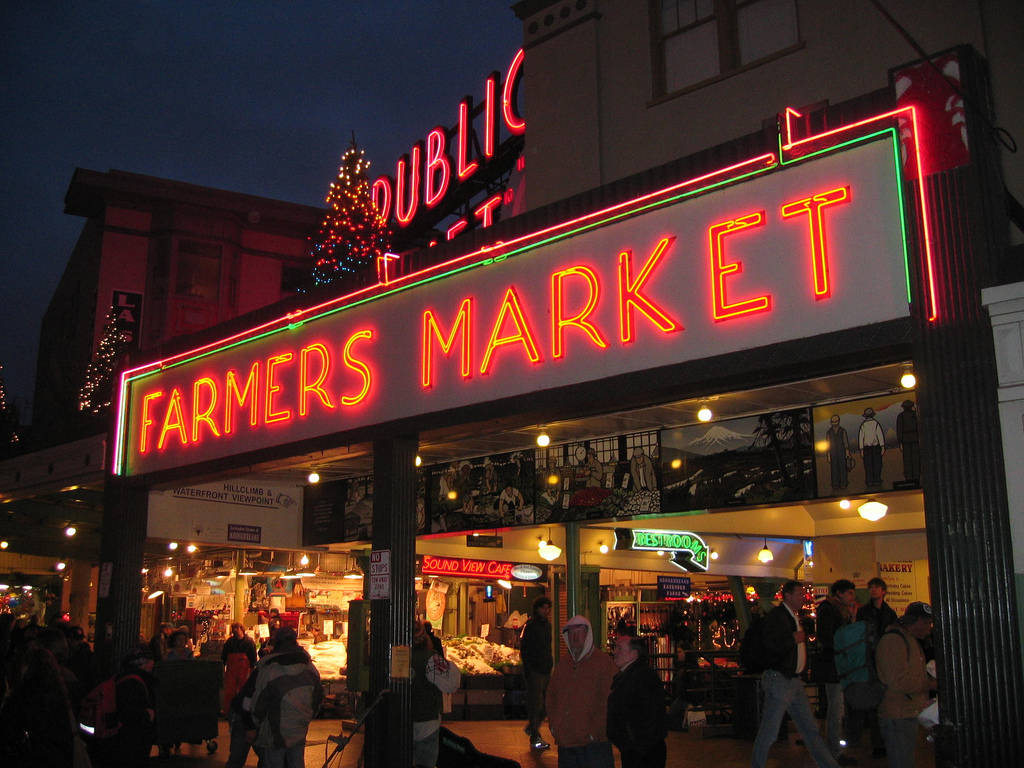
left=520, top=595, right=554, bottom=750
left=751, top=580, right=840, bottom=768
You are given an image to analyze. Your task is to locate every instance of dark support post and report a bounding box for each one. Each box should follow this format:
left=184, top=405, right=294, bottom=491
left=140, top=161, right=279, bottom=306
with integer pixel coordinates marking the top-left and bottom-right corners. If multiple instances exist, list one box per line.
left=365, top=435, right=418, bottom=768
left=906, top=47, right=1024, bottom=765
left=565, top=521, right=580, bottom=618
left=95, top=476, right=148, bottom=676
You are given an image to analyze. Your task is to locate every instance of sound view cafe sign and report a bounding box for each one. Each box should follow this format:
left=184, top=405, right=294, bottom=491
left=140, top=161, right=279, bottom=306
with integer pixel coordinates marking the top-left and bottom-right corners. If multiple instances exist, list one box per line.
left=113, top=114, right=915, bottom=477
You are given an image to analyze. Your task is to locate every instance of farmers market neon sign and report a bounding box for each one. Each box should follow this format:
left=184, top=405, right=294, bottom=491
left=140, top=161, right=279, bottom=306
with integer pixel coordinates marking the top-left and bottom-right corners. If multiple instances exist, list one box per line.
left=114, top=106, right=934, bottom=476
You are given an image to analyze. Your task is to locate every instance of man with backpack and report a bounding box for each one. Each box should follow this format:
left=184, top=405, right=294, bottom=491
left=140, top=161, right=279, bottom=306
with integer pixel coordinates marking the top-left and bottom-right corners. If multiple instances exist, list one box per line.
left=854, top=577, right=898, bottom=757
left=751, top=580, right=841, bottom=768
left=814, top=579, right=858, bottom=765
left=83, top=644, right=157, bottom=768
left=876, top=602, right=935, bottom=768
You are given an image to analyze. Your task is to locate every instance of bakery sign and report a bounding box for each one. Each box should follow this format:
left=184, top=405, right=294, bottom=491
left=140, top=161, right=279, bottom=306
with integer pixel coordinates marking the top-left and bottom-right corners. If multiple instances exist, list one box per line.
left=113, top=108, right=931, bottom=477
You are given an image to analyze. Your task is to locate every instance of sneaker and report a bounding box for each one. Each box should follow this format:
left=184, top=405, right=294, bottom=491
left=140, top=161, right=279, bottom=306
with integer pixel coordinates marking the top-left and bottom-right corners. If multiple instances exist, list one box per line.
left=531, top=739, right=550, bottom=750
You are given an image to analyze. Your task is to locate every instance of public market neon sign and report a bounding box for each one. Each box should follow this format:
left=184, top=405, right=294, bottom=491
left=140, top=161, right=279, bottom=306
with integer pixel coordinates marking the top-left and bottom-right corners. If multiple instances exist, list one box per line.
left=114, top=107, right=935, bottom=476
left=371, top=48, right=525, bottom=237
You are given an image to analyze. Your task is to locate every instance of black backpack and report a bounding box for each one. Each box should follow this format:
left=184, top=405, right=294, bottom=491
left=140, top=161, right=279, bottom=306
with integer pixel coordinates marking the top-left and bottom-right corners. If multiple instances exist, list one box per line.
left=739, top=619, right=770, bottom=673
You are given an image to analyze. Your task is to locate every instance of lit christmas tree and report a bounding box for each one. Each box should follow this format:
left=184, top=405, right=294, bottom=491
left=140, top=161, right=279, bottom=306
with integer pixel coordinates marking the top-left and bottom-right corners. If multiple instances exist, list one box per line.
left=310, top=135, right=391, bottom=288
left=78, top=306, right=134, bottom=415
left=0, top=361, right=20, bottom=452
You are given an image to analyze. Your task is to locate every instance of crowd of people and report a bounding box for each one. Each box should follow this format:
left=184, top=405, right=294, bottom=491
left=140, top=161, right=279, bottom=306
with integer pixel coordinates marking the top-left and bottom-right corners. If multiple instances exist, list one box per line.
left=0, top=581, right=933, bottom=768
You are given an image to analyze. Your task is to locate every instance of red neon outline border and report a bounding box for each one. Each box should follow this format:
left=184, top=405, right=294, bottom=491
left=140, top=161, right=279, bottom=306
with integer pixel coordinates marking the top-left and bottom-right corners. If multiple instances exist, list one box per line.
left=113, top=106, right=934, bottom=475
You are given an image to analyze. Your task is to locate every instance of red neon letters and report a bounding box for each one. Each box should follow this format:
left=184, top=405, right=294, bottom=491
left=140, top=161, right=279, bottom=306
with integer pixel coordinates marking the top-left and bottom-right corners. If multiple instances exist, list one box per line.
left=421, top=555, right=513, bottom=580
left=780, top=186, right=851, bottom=299
left=373, top=48, right=525, bottom=231
left=551, top=266, right=609, bottom=359
left=138, top=330, right=375, bottom=455
left=709, top=212, right=771, bottom=321
left=618, top=237, right=683, bottom=343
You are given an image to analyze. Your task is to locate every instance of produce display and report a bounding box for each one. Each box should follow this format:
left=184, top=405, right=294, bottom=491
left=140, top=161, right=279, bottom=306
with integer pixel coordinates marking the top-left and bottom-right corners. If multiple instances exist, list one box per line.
left=443, top=635, right=520, bottom=675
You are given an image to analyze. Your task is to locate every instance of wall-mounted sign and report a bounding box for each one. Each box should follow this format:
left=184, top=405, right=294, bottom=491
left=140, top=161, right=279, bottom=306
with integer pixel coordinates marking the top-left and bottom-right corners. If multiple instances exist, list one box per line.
left=369, top=549, right=390, bottom=600
left=466, top=534, right=504, bottom=548
left=115, top=120, right=914, bottom=477
left=657, top=575, right=692, bottom=600
left=421, top=554, right=513, bottom=580
left=510, top=563, right=544, bottom=581
left=615, top=527, right=709, bottom=572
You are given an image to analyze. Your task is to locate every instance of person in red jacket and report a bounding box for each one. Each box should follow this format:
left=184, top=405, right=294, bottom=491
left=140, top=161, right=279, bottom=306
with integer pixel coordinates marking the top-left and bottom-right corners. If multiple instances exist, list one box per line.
left=545, top=615, right=618, bottom=768
left=222, top=623, right=257, bottom=714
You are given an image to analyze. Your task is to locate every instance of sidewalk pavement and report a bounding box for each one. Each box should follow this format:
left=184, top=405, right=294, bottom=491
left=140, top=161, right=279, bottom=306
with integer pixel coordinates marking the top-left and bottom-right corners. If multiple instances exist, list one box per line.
left=153, top=717, right=934, bottom=767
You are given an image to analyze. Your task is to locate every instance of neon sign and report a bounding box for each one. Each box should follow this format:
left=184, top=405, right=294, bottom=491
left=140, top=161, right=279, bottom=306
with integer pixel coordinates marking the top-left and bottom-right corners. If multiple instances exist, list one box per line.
left=614, top=528, right=709, bottom=572
left=421, top=555, right=513, bottom=580
left=372, top=48, right=525, bottom=236
left=115, top=110, right=925, bottom=477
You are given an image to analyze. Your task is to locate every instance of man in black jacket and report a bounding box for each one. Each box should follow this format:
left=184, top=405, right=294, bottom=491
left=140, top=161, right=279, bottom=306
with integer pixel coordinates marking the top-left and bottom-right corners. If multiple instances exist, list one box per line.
left=814, top=578, right=857, bottom=765
left=520, top=595, right=553, bottom=750
left=608, top=634, right=667, bottom=768
left=853, top=577, right=899, bottom=758
left=752, top=581, right=840, bottom=768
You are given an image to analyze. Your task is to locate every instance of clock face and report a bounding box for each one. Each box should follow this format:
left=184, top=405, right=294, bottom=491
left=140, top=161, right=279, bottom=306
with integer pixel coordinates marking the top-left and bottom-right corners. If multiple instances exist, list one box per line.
left=574, top=446, right=587, bottom=463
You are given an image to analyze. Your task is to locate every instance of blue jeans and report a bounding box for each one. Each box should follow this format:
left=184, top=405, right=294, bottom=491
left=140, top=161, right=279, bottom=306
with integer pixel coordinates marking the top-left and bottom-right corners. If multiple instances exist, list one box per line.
left=879, top=717, right=918, bottom=768
left=259, top=741, right=304, bottom=768
left=751, top=670, right=839, bottom=768
left=557, top=741, right=615, bottom=768
left=825, top=682, right=844, bottom=756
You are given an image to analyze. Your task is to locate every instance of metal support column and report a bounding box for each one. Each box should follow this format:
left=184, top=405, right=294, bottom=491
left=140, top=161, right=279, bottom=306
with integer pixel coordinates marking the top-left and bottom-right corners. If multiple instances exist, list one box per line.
left=95, top=476, right=148, bottom=677
left=565, top=521, right=580, bottom=618
left=365, top=435, right=418, bottom=768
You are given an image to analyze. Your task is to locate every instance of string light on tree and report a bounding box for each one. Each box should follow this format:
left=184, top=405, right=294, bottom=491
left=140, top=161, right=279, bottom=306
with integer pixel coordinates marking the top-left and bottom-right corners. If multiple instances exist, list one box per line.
left=0, top=362, right=20, bottom=451
left=310, top=135, right=392, bottom=288
left=78, top=306, right=134, bottom=415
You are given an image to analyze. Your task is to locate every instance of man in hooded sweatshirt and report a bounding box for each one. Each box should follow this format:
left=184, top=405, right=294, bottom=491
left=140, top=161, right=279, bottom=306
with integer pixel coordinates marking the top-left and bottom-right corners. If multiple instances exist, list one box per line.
left=546, top=615, right=618, bottom=768
left=248, top=627, right=322, bottom=768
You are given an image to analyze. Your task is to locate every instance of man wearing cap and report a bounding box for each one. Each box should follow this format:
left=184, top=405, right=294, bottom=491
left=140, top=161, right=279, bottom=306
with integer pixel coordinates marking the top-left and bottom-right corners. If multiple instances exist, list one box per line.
left=854, top=578, right=899, bottom=758
left=752, top=580, right=840, bottom=768
left=248, top=626, right=322, bottom=768
left=875, top=602, right=935, bottom=768
left=520, top=595, right=554, bottom=750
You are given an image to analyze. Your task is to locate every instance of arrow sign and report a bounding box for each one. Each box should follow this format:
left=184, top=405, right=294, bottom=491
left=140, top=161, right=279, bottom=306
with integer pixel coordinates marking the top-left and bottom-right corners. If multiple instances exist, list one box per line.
left=670, top=550, right=708, bottom=572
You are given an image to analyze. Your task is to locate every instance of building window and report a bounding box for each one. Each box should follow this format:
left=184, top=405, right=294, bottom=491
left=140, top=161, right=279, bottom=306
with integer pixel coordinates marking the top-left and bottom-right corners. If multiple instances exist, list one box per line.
left=281, top=264, right=308, bottom=294
left=652, top=0, right=800, bottom=97
left=175, top=240, right=221, bottom=300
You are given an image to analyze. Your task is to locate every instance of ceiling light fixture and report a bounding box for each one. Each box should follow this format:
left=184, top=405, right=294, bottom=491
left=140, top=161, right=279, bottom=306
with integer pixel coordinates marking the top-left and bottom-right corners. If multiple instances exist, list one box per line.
left=858, top=501, right=888, bottom=522
left=163, top=567, right=173, bottom=578
left=497, top=579, right=512, bottom=590
left=599, top=542, right=609, bottom=554
left=300, top=554, right=310, bottom=566
left=64, top=526, right=77, bottom=537
left=148, top=590, right=164, bottom=600
left=186, top=544, right=198, bottom=554
left=55, top=561, right=67, bottom=571
left=757, top=539, right=774, bottom=563
left=900, top=369, right=917, bottom=389
left=415, top=455, right=423, bottom=467
left=697, top=403, right=713, bottom=422
left=839, top=499, right=851, bottom=510
left=536, top=430, right=551, bottom=447
left=710, top=549, right=719, bottom=560
left=538, top=529, right=561, bottom=561
left=307, top=471, right=321, bottom=484
left=0, top=541, right=7, bottom=549
left=168, top=542, right=178, bottom=551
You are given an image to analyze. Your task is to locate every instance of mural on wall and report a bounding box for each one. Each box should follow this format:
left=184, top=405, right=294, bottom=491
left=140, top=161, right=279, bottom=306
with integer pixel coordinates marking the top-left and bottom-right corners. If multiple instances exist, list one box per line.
left=813, top=394, right=920, bottom=497
left=427, top=450, right=534, bottom=533
left=535, top=431, right=660, bottom=523
left=660, top=409, right=815, bottom=513
left=336, top=473, right=429, bottom=541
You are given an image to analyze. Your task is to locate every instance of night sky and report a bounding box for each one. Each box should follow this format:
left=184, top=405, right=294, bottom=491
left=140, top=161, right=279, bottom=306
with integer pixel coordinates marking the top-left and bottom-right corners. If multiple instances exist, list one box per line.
left=0, top=1, right=521, bottom=418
